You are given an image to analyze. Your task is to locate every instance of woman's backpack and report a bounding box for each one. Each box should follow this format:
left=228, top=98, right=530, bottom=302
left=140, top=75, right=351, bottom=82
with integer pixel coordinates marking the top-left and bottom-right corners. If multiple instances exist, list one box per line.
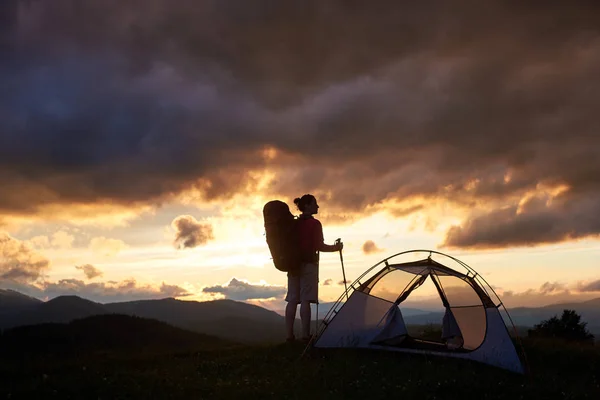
left=263, top=200, right=301, bottom=273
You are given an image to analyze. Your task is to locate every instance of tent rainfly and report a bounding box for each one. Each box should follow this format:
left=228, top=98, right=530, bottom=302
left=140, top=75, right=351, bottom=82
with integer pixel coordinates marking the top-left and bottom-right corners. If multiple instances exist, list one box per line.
left=313, top=250, right=526, bottom=374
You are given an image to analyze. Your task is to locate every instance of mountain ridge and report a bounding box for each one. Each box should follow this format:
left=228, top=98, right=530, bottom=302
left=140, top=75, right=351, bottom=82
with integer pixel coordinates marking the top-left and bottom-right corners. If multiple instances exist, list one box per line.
left=2, top=289, right=599, bottom=340
left=1, top=293, right=286, bottom=343
left=0, top=288, right=43, bottom=317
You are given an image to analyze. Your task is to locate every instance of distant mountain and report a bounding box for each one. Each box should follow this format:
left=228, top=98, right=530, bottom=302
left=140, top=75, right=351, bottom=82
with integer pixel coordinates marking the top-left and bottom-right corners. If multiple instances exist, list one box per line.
left=105, top=297, right=282, bottom=325
left=3, top=289, right=599, bottom=343
left=0, top=314, right=233, bottom=357
left=404, top=311, right=446, bottom=326
left=2, top=295, right=108, bottom=329
left=312, top=302, right=432, bottom=319
left=0, top=289, right=42, bottom=317
left=508, top=298, right=600, bottom=334
left=402, top=298, right=600, bottom=335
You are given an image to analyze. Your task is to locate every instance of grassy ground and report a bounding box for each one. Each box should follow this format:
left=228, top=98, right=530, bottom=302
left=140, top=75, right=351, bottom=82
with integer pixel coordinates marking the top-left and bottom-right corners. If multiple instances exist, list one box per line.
left=1, top=338, right=599, bottom=399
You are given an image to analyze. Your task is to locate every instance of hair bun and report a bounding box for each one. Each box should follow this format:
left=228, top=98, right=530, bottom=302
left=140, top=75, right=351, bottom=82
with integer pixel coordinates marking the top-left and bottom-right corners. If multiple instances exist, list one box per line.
left=293, top=197, right=301, bottom=204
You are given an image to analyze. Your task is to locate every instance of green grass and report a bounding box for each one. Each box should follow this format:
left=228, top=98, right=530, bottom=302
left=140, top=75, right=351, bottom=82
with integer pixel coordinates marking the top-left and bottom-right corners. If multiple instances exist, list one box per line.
left=1, top=339, right=599, bottom=399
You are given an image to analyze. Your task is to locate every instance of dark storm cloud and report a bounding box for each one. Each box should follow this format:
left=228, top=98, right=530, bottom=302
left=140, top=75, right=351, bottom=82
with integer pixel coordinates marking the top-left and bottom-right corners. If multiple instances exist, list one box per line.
left=172, top=215, right=214, bottom=249
left=443, top=193, right=600, bottom=248
left=2, top=1, right=600, bottom=247
left=202, top=278, right=286, bottom=301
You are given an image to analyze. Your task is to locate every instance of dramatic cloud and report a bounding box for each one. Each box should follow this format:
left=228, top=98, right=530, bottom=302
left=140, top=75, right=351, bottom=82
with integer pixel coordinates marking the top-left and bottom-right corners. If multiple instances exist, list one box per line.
left=202, top=278, right=286, bottom=301
left=89, top=236, right=127, bottom=257
left=2, top=1, right=600, bottom=248
left=75, top=264, right=103, bottom=280
left=323, top=279, right=333, bottom=286
left=0, top=232, right=49, bottom=282
left=443, top=193, right=600, bottom=249
left=362, top=240, right=384, bottom=255
left=172, top=215, right=214, bottom=249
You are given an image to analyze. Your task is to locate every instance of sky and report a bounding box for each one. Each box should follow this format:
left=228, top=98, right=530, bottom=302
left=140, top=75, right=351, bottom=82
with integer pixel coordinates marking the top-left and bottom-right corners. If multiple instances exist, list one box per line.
left=1, top=0, right=599, bottom=311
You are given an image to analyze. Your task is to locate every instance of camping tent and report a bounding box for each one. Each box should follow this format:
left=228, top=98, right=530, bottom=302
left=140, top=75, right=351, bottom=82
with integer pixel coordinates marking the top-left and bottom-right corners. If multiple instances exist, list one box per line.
left=313, top=250, right=526, bottom=374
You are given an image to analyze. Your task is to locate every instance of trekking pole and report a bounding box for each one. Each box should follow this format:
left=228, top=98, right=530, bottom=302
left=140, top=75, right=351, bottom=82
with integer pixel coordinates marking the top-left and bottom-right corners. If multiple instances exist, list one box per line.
left=315, top=301, right=319, bottom=336
left=335, top=238, right=348, bottom=300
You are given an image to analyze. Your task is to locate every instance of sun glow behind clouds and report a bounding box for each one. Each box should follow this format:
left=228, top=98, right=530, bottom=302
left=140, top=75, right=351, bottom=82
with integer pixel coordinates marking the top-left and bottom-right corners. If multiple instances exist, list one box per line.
left=3, top=181, right=599, bottom=307
left=516, top=183, right=571, bottom=215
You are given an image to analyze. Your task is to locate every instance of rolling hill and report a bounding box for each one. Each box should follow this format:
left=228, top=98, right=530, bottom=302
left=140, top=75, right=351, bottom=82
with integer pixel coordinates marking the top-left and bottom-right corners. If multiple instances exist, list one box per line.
left=2, top=295, right=108, bottom=328
left=1, top=294, right=288, bottom=343
left=0, top=289, right=42, bottom=317
left=104, top=297, right=286, bottom=343
left=0, top=314, right=233, bottom=357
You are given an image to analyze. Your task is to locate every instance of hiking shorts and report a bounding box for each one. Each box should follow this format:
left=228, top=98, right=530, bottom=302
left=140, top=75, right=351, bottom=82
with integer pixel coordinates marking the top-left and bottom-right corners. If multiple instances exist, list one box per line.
left=285, top=263, right=318, bottom=304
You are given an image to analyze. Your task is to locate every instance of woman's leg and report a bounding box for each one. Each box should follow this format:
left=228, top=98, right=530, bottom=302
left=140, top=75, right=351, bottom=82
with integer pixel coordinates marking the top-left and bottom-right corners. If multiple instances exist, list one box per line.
left=285, top=273, right=300, bottom=340
left=300, top=300, right=311, bottom=338
left=299, top=263, right=318, bottom=339
left=285, top=301, right=298, bottom=340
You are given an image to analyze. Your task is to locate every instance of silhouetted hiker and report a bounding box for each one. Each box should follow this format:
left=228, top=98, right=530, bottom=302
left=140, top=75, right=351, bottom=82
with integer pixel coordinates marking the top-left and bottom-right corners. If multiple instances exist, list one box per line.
left=285, top=194, right=343, bottom=343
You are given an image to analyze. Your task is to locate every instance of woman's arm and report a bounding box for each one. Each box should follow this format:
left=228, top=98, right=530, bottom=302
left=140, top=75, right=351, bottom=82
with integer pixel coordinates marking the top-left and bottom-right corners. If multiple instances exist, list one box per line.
left=317, top=242, right=342, bottom=252
left=313, top=219, right=343, bottom=252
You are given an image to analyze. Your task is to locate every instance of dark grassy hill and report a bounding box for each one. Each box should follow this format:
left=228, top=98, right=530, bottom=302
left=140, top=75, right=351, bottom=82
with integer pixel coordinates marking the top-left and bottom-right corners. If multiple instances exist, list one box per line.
left=0, top=314, right=234, bottom=357
left=104, top=298, right=285, bottom=343
left=0, top=336, right=598, bottom=399
left=190, top=315, right=285, bottom=343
